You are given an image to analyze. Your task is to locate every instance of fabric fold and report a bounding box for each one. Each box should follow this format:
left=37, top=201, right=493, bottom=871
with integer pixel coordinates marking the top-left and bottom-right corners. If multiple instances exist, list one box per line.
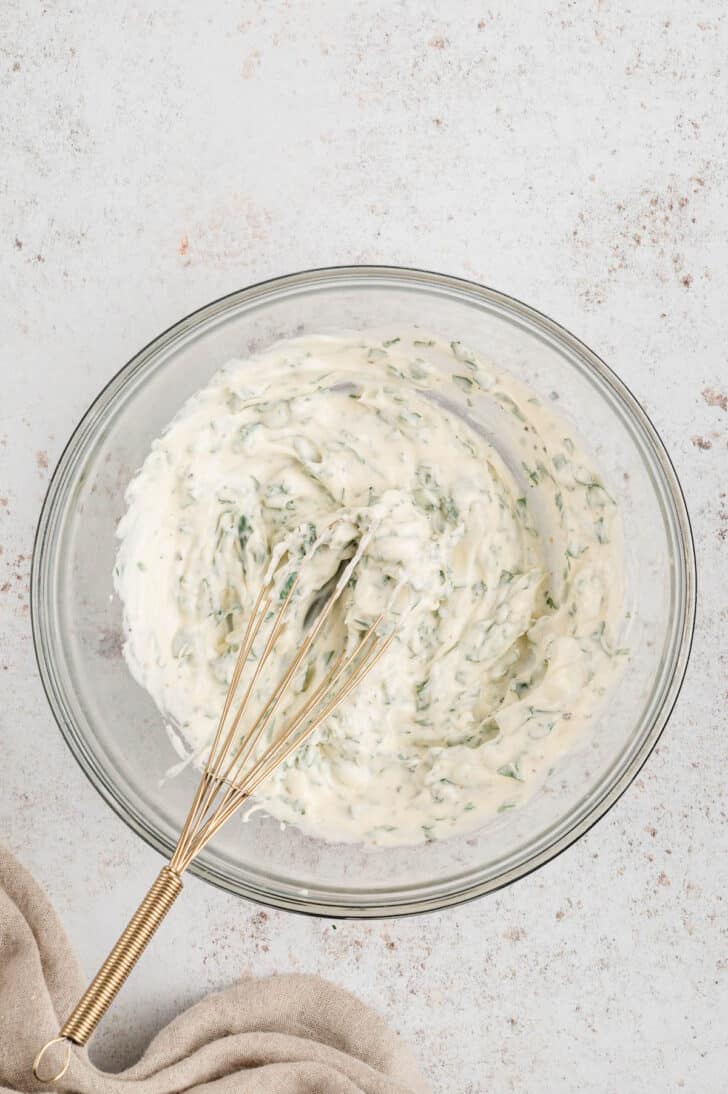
left=0, top=846, right=428, bottom=1094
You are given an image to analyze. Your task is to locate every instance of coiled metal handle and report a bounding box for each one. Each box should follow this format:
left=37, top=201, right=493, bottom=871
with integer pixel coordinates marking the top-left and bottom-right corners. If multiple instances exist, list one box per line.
left=33, top=866, right=183, bottom=1082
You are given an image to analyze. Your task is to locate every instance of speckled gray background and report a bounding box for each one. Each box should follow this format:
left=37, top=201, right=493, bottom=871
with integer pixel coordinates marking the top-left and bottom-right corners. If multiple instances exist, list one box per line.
left=2, top=3, right=726, bottom=1091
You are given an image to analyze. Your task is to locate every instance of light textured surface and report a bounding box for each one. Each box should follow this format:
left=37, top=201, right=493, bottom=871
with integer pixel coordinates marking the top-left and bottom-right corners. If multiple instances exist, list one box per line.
left=1, top=3, right=726, bottom=1091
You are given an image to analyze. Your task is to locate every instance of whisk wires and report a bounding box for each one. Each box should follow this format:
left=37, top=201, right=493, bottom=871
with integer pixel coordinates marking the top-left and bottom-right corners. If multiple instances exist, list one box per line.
left=169, top=549, right=392, bottom=874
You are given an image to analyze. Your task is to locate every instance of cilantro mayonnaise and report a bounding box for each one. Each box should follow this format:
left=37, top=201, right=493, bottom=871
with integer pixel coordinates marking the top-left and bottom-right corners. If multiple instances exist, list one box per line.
left=115, top=331, right=627, bottom=845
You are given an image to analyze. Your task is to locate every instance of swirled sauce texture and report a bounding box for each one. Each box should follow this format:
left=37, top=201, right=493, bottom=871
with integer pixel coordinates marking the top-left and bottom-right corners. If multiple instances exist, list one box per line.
left=115, top=332, right=627, bottom=846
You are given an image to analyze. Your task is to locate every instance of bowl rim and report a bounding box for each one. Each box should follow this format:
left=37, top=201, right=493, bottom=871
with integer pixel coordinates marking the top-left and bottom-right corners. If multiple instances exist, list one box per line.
left=31, top=263, right=697, bottom=917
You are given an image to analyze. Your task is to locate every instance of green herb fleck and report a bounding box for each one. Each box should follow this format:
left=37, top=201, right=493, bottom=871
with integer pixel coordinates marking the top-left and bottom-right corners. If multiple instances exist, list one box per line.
left=279, top=572, right=297, bottom=602
left=497, top=760, right=524, bottom=782
left=415, top=679, right=431, bottom=712
left=440, top=496, right=460, bottom=524
left=450, top=340, right=478, bottom=368
left=453, top=374, right=474, bottom=392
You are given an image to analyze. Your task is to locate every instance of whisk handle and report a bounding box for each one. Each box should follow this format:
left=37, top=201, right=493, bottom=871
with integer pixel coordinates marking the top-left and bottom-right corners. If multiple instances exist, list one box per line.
left=33, top=866, right=183, bottom=1081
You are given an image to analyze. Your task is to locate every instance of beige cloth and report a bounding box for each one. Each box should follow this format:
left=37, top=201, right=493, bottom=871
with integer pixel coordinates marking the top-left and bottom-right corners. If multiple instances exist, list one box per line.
left=0, top=846, right=429, bottom=1093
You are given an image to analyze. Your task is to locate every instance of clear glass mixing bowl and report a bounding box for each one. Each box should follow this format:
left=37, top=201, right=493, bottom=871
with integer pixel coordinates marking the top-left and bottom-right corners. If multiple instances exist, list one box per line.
left=31, top=266, right=696, bottom=916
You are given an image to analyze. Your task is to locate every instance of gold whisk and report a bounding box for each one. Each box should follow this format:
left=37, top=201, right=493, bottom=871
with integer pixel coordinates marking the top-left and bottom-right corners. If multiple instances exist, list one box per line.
left=33, top=544, right=393, bottom=1083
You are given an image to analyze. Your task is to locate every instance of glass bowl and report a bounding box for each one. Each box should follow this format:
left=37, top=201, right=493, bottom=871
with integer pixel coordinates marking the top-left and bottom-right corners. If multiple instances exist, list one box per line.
left=31, top=266, right=696, bottom=916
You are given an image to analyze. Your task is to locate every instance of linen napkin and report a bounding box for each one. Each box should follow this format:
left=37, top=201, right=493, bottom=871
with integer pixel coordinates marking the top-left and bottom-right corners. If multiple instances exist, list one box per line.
left=0, top=845, right=429, bottom=1093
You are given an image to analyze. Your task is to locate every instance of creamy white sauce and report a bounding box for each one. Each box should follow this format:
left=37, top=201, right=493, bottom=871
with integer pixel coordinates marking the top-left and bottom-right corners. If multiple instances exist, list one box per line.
left=115, top=331, right=628, bottom=846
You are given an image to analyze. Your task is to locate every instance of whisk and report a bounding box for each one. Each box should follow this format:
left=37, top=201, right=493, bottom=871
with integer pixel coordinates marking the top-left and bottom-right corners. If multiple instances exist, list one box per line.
left=33, top=538, right=394, bottom=1083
